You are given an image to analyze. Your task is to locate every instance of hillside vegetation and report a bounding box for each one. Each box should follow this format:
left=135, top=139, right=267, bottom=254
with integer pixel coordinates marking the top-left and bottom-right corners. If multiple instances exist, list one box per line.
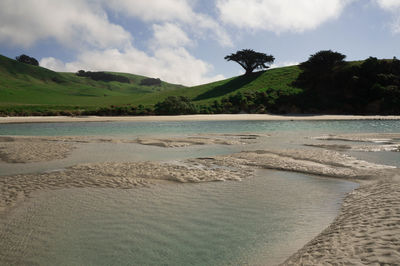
left=0, top=54, right=302, bottom=115
left=0, top=54, right=184, bottom=115
left=1, top=52, right=399, bottom=116
left=138, top=66, right=301, bottom=104
left=294, top=51, right=400, bottom=114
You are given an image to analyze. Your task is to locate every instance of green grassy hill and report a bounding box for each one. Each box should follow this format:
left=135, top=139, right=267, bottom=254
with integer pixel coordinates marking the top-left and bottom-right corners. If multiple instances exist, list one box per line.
left=0, top=54, right=302, bottom=115
left=3, top=52, right=399, bottom=116
left=131, top=65, right=302, bottom=106
left=0, top=54, right=185, bottom=114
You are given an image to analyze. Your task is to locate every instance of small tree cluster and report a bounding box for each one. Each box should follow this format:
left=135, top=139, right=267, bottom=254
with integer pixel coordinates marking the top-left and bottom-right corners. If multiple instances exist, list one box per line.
left=89, top=104, right=153, bottom=116
left=299, top=50, right=346, bottom=73
left=205, top=89, right=300, bottom=114
left=15, top=54, right=39, bottom=66
left=76, top=70, right=130, bottom=83
left=140, top=78, right=162, bottom=86
left=154, top=96, right=198, bottom=115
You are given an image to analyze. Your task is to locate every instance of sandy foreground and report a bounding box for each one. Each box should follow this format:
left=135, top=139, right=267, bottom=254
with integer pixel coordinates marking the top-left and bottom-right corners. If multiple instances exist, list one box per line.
left=1, top=114, right=400, bottom=123
left=1, top=132, right=400, bottom=264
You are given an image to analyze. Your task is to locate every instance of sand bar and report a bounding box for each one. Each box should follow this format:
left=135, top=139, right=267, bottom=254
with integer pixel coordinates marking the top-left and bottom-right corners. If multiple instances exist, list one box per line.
left=1, top=132, right=400, bottom=264
left=282, top=175, right=400, bottom=265
left=0, top=134, right=260, bottom=163
left=1, top=114, right=400, bottom=124
left=309, top=133, right=400, bottom=152
left=0, top=144, right=396, bottom=215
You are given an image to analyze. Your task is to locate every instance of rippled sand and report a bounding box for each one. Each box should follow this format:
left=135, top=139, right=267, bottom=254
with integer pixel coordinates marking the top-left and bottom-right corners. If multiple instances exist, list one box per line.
left=0, top=160, right=250, bottom=212
left=1, top=132, right=400, bottom=264
left=280, top=133, right=400, bottom=265
left=308, top=133, right=400, bottom=153
left=0, top=134, right=261, bottom=163
left=283, top=176, right=400, bottom=265
left=315, top=133, right=400, bottom=142
left=135, top=134, right=261, bottom=147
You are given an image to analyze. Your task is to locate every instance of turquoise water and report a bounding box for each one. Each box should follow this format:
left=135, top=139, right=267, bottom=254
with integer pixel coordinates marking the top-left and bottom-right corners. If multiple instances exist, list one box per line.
left=0, top=120, right=398, bottom=265
left=1, top=119, right=400, bottom=136
left=0, top=171, right=357, bottom=266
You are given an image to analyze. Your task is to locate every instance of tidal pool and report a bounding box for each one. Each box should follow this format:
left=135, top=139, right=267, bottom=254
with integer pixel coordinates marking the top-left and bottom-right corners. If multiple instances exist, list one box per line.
left=0, top=170, right=357, bottom=265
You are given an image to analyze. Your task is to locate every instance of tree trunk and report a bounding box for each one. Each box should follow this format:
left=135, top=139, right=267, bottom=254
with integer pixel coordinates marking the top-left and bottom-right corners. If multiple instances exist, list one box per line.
left=245, top=68, right=253, bottom=75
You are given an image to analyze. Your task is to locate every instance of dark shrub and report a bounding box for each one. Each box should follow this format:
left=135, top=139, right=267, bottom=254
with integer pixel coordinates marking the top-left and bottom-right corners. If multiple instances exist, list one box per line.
left=299, top=50, right=346, bottom=73
left=76, top=70, right=130, bottom=83
left=15, top=54, right=39, bottom=66
left=140, top=78, right=162, bottom=86
left=155, top=96, right=198, bottom=115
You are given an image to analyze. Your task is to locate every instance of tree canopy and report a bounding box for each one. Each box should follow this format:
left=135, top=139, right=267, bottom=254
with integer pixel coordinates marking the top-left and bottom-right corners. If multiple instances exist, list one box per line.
left=76, top=70, right=130, bottom=83
left=15, top=54, right=39, bottom=66
left=140, top=78, right=162, bottom=86
left=299, top=50, right=346, bottom=72
left=224, top=49, right=275, bottom=75
left=293, top=50, right=400, bottom=114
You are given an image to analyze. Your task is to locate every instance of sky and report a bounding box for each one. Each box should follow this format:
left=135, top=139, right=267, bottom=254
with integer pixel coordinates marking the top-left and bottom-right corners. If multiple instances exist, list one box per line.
left=1, top=0, right=400, bottom=86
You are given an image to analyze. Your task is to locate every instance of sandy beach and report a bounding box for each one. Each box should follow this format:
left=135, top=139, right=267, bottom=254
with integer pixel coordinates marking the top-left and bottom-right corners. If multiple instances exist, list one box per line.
left=1, top=127, right=400, bottom=264
left=1, top=114, right=400, bottom=124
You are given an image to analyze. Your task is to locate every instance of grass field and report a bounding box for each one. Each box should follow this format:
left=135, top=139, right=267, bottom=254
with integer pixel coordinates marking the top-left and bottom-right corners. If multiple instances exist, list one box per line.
left=136, top=65, right=302, bottom=106
left=0, top=54, right=302, bottom=114
left=0, top=55, right=185, bottom=113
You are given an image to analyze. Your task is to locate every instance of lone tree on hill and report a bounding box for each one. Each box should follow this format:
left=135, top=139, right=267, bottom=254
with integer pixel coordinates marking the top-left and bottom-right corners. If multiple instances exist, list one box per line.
left=224, top=49, right=275, bottom=75
left=15, top=54, right=39, bottom=66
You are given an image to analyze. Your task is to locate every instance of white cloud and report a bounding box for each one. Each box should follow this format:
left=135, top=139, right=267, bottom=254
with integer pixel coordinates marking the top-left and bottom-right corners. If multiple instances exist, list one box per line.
left=0, top=0, right=132, bottom=49
left=39, top=57, right=67, bottom=71
left=1, top=0, right=226, bottom=86
left=102, top=0, right=232, bottom=47
left=376, top=0, right=400, bottom=33
left=376, top=0, right=400, bottom=9
left=104, top=0, right=194, bottom=22
left=0, top=0, right=231, bottom=49
left=40, top=46, right=224, bottom=86
left=217, top=0, right=353, bottom=33
left=151, top=23, right=193, bottom=48
left=192, top=14, right=233, bottom=47
left=270, top=61, right=299, bottom=69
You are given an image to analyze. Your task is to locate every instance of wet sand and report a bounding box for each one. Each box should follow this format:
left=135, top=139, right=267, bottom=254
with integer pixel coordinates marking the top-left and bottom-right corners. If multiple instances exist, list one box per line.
left=282, top=175, right=400, bottom=265
left=0, top=134, right=260, bottom=163
left=279, top=134, right=400, bottom=264
left=0, top=132, right=400, bottom=264
left=1, top=114, right=400, bottom=124
left=1, top=145, right=389, bottom=213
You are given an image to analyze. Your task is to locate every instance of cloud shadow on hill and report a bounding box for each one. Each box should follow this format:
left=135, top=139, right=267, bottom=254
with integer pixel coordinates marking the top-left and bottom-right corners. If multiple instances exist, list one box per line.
left=194, top=71, right=265, bottom=101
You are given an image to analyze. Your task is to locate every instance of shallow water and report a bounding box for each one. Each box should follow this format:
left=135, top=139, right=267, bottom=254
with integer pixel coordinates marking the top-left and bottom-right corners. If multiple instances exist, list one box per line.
left=1, top=119, right=400, bottom=136
left=0, top=120, right=398, bottom=265
left=0, top=142, right=244, bottom=176
left=0, top=170, right=357, bottom=266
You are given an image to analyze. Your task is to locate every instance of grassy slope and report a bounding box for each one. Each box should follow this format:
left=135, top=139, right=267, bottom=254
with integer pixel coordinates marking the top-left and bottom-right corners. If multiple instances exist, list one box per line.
left=0, top=54, right=302, bottom=112
left=0, top=55, right=184, bottom=112
left=138, top=65, right=302, bottom=105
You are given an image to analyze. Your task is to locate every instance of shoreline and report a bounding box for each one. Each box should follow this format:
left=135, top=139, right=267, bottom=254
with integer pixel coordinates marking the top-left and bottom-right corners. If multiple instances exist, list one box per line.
left=281, top=174, right=400, bottom=265
left=1, top=114, right=400, bottom=124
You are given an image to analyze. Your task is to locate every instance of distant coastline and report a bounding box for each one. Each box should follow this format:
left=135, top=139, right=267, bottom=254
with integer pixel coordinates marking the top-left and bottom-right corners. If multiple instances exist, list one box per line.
left=1, top=114, right=400, bottom=124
